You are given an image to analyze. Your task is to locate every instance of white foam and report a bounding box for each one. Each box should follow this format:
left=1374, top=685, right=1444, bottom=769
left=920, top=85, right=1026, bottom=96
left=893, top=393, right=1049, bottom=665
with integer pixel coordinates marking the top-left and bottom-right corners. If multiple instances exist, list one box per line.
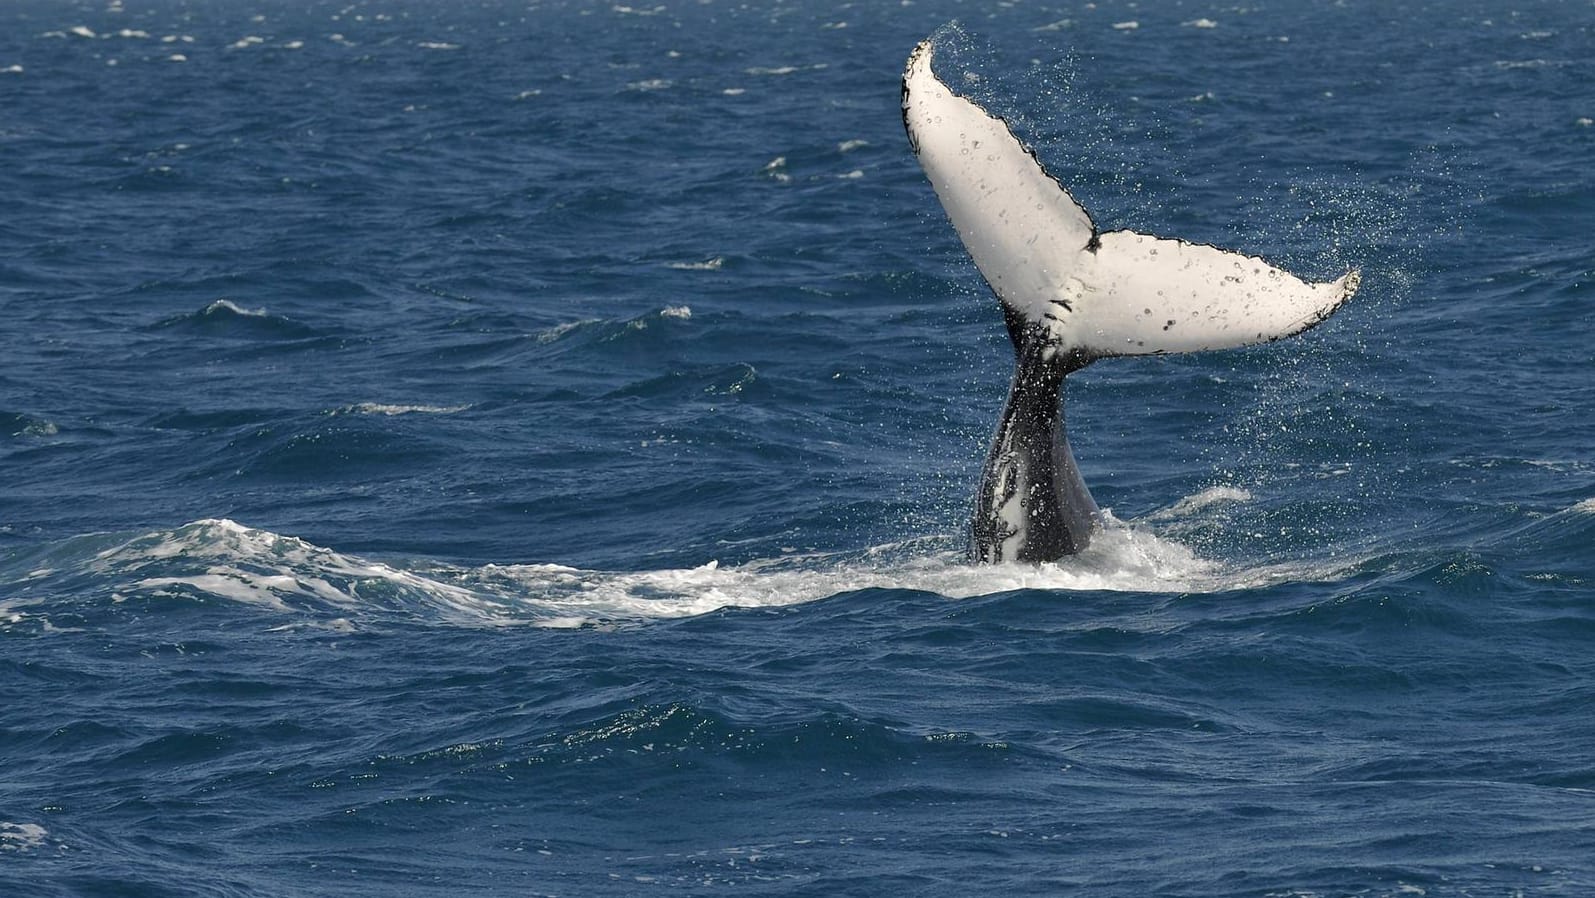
left=666, top=258, right=722, bottom=271
left=204, top=298, right=267, bottom=317
left=65, top=514, right=1368, bottom=631
left=745, top=64, right=827, bottom=76
left=70, top=25, right=97, bottom=39
left=1495, top=59, right=1567, bottom=70
left=838, top=139, right=869, bottom=153
left=1, top=65, right=21, bottom=74
left=535, top=318, right=601, bottom=343
left=0, top=601, right=27, bottom=627
left=1112, top=21, right=1139, bottom=31
left=1183, top=18, right=1218, bottom=28
left=659, top=305, right=692, bottom=318
left=104, top=520, right=492, bottom=622
left=763, top=156, right=791, bottom=183
left=332, top=402, right=470, bottom=416
left=1572, top=498, right=1595, bottom=515
left=418, top=41, right=460, bottom=50
left=1145, top=485, right=1253, bottom=520
left=138, top=572, right=303, bottom=611
left=475, top=519, right=1278, bottom=625
left=0, top=822, right=48, bottom=852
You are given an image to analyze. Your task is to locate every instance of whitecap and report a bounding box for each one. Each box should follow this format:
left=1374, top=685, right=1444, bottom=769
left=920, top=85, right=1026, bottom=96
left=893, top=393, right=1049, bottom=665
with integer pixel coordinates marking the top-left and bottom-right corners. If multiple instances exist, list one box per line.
left=0, top=823, right=49, bottom=852
left=659, top=305, right=692, bottom=318
left=103, top=519, right=488, bottom=621
left=331, top=402, right=470, bottom=417
left=745, top=64, right=827, bottom=76
left=1494, top=59, right=1566, bottom=70
left=763, top=156, right=791, bottom=183
left=417, top=41, right=460, bottom=50
left=1112, top=21, right=1139, bottom=31
left=70, top=25, right=98, bottom=38
left=627, top=78, right=672, bottom=91
left=230, top=35, right=265, bottom=49
left=837, top=139, right=869, bottom=153
left=1183, top=18, right=1218, bottom=28
left=666, top=257, right=722, bottom=271
left=203, top=298, right=268, bottom=317
left=1, top=65, right=21, bottom=74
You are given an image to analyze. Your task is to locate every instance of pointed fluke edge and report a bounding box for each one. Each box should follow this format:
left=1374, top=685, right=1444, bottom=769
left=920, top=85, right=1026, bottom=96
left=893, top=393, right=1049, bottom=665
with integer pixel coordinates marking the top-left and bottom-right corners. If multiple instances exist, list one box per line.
left=902, top=36, right=1359, bottom=563
left=902, top=38, right=1359, bottom=361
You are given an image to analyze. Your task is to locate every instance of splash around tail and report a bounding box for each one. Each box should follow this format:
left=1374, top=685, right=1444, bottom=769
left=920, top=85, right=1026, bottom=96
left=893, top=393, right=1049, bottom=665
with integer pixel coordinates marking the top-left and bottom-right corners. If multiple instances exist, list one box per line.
left=901, top=35, right=1359, bottom=562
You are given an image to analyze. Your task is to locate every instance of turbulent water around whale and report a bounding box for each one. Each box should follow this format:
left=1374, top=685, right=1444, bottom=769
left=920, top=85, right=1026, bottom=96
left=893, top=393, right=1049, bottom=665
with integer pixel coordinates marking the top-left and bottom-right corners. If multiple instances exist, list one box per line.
left=4, top=1, right=1594, bottom=895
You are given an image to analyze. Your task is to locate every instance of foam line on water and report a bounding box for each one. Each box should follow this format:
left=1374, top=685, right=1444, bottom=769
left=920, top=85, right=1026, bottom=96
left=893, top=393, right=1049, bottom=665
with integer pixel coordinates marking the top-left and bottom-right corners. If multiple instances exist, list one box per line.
left=0, top=511, right=1371, bottom=630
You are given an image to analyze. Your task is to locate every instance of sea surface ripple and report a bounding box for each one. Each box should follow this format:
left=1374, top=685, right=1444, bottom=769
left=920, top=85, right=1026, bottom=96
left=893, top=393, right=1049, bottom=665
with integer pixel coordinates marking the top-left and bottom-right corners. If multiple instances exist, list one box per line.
left=3, top=1, right=1594, bottom=895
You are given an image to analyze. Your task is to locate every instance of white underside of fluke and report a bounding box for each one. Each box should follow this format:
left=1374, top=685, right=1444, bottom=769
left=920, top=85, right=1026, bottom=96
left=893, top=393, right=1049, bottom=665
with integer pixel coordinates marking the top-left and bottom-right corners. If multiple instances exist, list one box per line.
left=902, top=39, right=1358, bottom=358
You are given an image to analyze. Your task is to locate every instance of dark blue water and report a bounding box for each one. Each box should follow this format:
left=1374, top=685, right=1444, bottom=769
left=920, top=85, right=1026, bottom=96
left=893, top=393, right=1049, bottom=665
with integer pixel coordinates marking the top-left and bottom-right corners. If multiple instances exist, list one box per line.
left=4, top=0, right=1593, bottom=894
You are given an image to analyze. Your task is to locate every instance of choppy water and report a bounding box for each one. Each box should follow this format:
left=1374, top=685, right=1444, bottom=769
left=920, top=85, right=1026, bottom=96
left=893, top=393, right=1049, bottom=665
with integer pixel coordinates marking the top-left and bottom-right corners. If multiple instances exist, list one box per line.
left=4, top=1, right=1594, bottom=895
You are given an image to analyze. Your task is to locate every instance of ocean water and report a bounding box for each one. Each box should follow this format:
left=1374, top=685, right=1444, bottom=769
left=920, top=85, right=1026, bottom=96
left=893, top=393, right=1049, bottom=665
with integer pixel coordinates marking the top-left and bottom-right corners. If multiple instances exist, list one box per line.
left=3, top=0, right=1593, bottom=894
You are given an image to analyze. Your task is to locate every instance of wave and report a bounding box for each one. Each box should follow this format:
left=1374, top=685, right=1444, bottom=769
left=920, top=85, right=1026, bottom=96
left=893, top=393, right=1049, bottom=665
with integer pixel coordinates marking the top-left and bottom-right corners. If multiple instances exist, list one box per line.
left=0, top=503, right=1377, bottom=632
left=0, top=822, right=49, bottom=853
left=327, top=402, right=471, bottom=417
left=149, top=299, right=320, bottom=340
left=2, top=411, right=58, bottom=438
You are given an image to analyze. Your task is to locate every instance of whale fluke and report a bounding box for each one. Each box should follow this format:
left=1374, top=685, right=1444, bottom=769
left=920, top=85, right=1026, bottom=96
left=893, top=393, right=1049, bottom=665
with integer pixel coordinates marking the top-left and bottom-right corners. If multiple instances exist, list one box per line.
left=901, top=37, right=1359, bottom=563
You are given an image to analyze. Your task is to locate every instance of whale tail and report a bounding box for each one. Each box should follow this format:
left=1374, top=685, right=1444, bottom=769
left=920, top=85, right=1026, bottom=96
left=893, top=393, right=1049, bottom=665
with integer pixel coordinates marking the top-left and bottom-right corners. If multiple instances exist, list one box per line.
left=901, top=39, right=1358, bottom=366
left=902, top=37, right=1359, bottom=563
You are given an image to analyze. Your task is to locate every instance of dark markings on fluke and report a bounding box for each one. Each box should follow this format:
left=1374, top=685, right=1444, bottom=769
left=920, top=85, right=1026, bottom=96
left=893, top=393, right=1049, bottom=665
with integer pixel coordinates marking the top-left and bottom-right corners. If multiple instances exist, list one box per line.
left=900, top=36, right=1360, bottom=563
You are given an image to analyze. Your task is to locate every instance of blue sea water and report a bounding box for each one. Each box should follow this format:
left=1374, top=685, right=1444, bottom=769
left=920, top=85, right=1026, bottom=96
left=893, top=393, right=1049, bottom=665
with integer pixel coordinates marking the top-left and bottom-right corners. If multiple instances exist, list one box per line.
left=3, top=0, right=1594, bottom=894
